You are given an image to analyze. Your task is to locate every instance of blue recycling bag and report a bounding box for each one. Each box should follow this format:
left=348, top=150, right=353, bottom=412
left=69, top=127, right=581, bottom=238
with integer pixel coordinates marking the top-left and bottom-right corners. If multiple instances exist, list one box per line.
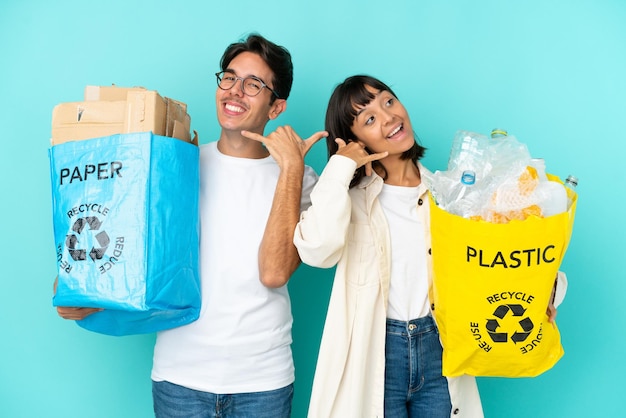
left=49, top=132, right=200, bottom=336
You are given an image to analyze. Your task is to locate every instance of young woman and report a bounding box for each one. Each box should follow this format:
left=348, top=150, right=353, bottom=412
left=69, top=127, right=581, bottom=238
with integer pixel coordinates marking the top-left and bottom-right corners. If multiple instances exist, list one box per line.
left=296, top=75, right=567, bottom=417
left=294, top=75, right=485, bottom=417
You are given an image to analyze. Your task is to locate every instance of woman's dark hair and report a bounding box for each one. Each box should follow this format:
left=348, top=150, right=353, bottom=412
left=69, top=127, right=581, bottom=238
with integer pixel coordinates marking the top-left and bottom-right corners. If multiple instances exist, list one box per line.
left=220, top=33, right=293, bottom=103
left=325, top=75, right=426, bottom=188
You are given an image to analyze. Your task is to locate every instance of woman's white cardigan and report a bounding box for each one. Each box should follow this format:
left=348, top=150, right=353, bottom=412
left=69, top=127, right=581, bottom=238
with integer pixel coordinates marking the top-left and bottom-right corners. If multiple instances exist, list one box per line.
left=294, top=155, right=486, bottom=418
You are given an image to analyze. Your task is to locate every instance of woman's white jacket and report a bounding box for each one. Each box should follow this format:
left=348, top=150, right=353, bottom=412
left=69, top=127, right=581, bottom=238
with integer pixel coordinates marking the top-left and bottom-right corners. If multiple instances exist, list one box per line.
left=294, top=155, right=485, bottom=418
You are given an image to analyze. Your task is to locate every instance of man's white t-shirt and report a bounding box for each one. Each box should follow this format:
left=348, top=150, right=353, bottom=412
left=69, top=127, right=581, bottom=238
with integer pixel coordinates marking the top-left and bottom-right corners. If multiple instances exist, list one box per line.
left=151, top=141, right=318, bottom=393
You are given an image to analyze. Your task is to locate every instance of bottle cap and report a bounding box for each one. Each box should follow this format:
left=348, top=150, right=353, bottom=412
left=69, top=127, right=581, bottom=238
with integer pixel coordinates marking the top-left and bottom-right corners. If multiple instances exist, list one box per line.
left=461, top=170, right=476, bottom=185
left=565, top=175, right=578, bottom=187
left=491, top=128, right=508, bottom=138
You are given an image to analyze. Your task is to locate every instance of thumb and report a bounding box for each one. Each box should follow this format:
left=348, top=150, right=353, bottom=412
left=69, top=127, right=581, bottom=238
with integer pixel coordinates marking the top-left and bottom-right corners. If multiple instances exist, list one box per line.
left=303, top=130, right=328, bottom=155
left=369, top=151, right=389, bottom=162
left=241, top=130, right=265, bottom=143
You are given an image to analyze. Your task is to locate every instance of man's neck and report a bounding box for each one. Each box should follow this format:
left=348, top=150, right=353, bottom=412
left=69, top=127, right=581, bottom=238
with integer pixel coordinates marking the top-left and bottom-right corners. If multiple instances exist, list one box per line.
left=217, top=129, right=270, bottom=159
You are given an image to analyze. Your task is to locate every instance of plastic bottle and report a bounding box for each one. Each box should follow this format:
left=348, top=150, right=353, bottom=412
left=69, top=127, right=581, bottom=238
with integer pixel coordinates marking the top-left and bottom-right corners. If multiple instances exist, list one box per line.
left=535, top=180, right=567, bottom=217
left=564, top=175, right=578, bottom=209
left=529, top=158, right=549, bottom=181
left=446, top=170, right=477, bottom=217
left=447, top=131, right=488, bottom=177
left=527, top=158, right=568, bottom=216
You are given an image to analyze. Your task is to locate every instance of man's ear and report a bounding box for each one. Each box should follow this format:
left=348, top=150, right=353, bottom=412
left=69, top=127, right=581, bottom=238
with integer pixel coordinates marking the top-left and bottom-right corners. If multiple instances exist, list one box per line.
left=268, top=99, right=287, bottom=120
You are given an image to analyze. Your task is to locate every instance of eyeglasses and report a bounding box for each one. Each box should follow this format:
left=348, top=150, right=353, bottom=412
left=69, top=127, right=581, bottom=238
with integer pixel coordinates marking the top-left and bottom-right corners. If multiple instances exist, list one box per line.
left=215, top=71, right=279, bottom=98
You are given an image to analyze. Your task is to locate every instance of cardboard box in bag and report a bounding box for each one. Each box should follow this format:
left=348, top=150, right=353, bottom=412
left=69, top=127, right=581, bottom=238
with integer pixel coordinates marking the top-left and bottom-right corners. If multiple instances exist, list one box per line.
left=51, top=85, right=194, bottom=145
left=84, top=85, right=147, bottom=101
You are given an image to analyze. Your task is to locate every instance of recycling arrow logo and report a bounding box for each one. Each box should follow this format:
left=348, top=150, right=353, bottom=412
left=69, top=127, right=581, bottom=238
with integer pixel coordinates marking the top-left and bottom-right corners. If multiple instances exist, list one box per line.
left=65, top=216, right=110, bottom=262
left=486, top=304, right=534, bottom=344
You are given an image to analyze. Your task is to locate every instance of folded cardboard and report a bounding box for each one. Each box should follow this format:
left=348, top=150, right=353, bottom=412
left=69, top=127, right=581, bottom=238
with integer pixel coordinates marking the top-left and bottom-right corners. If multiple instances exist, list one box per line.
left=51, top=85, right=194, bottom=146
left=84, top=85, right=148, bottom=101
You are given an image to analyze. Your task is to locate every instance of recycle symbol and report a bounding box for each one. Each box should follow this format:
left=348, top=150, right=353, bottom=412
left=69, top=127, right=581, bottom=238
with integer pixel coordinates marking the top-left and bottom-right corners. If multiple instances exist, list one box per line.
left=65, top=216, right=110, bottom=262
left=486, top=304, right=534, bottom=344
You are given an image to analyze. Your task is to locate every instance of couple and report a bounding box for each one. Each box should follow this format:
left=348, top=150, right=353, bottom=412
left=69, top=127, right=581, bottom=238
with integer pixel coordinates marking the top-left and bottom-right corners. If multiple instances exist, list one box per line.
left=57, top=33, right=565, bottom=417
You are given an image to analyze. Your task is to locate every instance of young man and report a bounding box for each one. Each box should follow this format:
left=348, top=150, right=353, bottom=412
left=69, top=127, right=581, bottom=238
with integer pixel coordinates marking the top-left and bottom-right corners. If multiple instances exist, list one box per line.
left=149, top=34, right=324, bottom=417
left=57, top=34, right=325, bottom=417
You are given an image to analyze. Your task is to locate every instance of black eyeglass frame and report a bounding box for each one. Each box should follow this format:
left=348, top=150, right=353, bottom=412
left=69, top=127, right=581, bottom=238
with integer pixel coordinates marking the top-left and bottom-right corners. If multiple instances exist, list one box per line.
left=215, top=71, right=279, bottom=98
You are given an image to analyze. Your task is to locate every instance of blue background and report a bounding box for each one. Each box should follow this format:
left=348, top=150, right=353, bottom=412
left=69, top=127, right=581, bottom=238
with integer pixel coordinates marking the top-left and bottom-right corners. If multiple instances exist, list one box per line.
left=1, top=0, right=623, bottom=416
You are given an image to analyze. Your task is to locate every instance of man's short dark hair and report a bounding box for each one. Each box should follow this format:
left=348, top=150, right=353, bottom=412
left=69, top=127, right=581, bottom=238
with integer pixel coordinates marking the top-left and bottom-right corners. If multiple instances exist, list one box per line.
left=220, top=34, right=293, bottom=103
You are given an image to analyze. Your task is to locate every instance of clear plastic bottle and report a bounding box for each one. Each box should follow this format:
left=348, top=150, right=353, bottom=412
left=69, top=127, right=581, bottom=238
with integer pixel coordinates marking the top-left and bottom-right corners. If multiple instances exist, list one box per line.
left=447, top=131, right=489, bottom=177
left=446, top=170, right=477, bottom=217
left=564, top=175, right=579, bottom=209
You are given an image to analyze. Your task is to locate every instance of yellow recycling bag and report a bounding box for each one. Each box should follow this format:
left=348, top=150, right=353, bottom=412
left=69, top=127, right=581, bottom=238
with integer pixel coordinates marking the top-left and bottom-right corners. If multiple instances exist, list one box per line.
left=430, top=182, right=576, bottom=377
